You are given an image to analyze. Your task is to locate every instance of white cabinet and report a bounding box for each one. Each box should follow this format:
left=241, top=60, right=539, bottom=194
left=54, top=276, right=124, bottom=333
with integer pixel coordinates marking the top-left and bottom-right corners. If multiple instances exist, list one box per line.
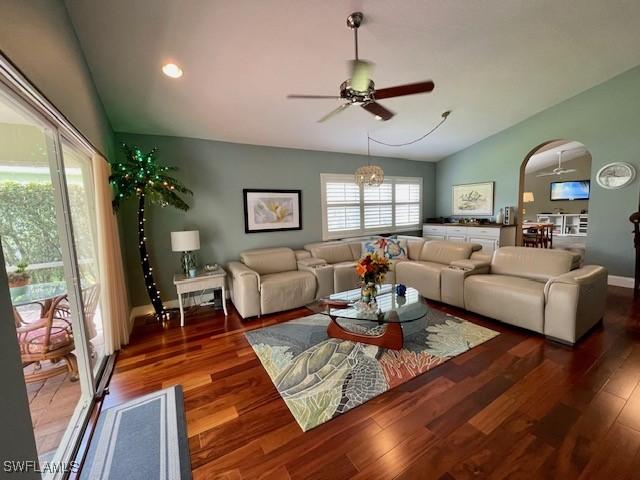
left=422, top=225, right=446, bottom=241
left=535, top=214, right=589, bottom=236
left=468, top=236, right=499, bottom=253
left=422, top=224, right=516, bottom=254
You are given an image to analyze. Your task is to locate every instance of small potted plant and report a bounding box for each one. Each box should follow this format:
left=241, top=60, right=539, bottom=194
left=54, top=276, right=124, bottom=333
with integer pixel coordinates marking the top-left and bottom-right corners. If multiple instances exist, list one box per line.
left=8, top=261, right=31, bottom=292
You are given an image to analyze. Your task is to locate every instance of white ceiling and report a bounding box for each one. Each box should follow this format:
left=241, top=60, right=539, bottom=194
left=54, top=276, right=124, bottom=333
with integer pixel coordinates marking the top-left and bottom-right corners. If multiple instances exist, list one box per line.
left=65, top=0, right=640, bottom=162
left=525, top=140, right=589, bottom=173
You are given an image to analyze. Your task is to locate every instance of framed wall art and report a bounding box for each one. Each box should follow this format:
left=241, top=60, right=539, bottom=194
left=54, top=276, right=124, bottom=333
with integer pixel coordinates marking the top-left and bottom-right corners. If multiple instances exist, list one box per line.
left=243, top=189, right=302, bottom=233
left=452, top=181, right=494, bottom=216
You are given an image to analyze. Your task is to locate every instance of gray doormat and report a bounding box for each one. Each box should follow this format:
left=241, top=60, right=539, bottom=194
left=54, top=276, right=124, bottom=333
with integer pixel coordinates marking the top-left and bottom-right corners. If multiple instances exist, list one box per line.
left=81, top=385, right=191, bottom=479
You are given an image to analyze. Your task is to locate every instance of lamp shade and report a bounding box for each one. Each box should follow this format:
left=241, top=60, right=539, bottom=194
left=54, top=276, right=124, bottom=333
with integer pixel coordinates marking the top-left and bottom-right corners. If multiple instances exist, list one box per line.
left=171, top=230, right=200, bottom=252
left=522, top=192, right=535, bottom=203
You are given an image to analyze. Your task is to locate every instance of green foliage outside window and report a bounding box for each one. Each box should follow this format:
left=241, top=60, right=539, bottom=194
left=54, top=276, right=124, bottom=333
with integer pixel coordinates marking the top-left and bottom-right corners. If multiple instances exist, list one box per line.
left=0, top=181, right=95, bottom=284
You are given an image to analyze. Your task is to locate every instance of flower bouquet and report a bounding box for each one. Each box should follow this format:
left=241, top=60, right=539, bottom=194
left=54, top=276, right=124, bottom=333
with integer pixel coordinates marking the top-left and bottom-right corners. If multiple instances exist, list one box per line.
left=355, top=252, right=390, bottom=304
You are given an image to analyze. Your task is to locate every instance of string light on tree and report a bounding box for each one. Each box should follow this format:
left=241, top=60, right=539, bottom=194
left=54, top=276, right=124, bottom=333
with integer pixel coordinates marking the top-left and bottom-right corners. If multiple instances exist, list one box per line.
left=110, top=143, right=193, bottom=320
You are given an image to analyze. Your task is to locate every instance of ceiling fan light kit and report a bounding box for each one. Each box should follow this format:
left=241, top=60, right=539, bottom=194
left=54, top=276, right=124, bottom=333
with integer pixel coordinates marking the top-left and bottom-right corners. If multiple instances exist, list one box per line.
left=287, top=12, right=435, bottom=123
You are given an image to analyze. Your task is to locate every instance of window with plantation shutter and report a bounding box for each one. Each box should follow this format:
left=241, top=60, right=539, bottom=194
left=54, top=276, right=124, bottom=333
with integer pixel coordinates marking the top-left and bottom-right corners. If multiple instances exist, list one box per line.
left=324, top=179, right=361, bottom=234
left=395, top=182, right=421, bottom=226
left=321, top=174, right=423, bottom=240
left=364, top=182, right=392, bottom=229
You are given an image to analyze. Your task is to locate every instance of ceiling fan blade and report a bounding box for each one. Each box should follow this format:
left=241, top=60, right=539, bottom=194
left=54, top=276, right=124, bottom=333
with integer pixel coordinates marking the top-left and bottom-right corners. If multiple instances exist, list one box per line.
left=350, top=60, right=373, bottom=92
left=287, top=94, right=342, bottom=99
left=318, top=103, right=351, bottom=123
left=362, top=101, right=395, bottom=121
left=536, top=172, right=557, bottom=177
left=375, top=81, right=435, bottom=100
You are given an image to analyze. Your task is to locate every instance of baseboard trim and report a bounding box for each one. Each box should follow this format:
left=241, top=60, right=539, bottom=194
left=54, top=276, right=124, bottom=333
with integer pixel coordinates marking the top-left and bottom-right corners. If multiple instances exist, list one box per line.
left=128, top=290, right=230, bottom=324
left=608, top=275, right=634, bottom=288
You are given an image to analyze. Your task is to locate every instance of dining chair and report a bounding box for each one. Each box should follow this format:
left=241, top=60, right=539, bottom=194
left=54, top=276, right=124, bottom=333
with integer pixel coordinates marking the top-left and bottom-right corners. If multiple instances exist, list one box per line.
left=16, top=295, right=78, bottom=383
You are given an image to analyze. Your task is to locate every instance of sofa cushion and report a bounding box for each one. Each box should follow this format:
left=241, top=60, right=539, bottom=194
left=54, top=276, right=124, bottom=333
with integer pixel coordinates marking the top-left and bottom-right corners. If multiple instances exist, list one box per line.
left=464, top=274, right=545, bottom=333
left=491, top=247, right=575, bottom=283
left=419, top=240, right=477, bottom=265
left=259, top=270, right=316, bottom=314
left=22, top=321, right=72, bottom=354
left=395, top=261, right=448, bottom=301
left=305, top=242, right=355, bottom=264
left=240, top=247, right=297, bottom=275
left=404, top=238, right=426, bottom=260
left=333, top=262, right=360, bottom=292
left=346, top=242, right=362, bottom=260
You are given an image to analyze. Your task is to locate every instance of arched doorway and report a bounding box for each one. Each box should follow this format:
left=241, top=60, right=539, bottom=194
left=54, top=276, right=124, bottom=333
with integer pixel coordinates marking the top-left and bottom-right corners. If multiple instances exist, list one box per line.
left=517, top=140, right=592, bottom=250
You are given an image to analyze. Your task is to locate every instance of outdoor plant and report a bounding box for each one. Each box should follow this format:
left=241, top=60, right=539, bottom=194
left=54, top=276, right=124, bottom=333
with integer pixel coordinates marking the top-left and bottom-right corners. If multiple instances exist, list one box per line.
left=8, top=261, right=31, bottom=288
left=110, top=144, right=192, bottom=319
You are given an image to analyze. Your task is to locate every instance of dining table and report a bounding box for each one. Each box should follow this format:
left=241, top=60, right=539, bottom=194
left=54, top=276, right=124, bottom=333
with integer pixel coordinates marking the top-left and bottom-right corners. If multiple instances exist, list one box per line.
left=10, top=281, right=67, bottom=321
left=521, top=222, right=554, bottom=248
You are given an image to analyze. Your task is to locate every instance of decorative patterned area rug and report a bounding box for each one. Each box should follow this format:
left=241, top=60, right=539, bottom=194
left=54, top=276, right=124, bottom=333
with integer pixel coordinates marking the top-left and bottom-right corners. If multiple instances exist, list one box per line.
left=245, top=310, right=499, bottom=431
left=81, top=385, right=191, bottom=479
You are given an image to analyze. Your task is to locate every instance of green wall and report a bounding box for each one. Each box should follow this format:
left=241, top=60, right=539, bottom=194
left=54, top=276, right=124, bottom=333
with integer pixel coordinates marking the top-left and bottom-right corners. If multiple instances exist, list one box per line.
left=436, top=65, right=640, bottom=277
left=115, top=133, right=436, bottom=306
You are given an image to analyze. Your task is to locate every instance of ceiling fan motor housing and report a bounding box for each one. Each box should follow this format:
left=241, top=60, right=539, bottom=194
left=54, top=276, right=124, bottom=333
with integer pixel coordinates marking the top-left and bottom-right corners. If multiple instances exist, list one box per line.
left=340, top=79, right=375, bottom=102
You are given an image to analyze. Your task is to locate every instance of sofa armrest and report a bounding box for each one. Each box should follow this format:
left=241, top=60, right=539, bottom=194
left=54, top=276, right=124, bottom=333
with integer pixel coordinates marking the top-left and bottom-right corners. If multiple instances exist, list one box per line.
left=441, top=259, right=491, bottom=308
left=543, top=265, right=608, bottom=344
left=297, top=257, right=327, bottom=268
left=298, top=260, right=334, bottom=298
left=448, top=259, right=491, bottom=273
left=544, top=265, right=608, bottom=291
left=227, top=261, right=261, bottom=318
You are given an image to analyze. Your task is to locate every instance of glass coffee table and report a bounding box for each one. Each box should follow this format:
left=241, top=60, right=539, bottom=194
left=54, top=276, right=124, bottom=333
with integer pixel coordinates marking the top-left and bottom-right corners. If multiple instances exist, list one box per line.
left=308, top=284, right=428, bottom=350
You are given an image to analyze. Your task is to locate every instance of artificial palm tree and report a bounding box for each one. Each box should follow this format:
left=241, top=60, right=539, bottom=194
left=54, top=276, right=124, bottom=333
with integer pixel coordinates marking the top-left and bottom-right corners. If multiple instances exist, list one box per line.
left=110, top=143, right=192, bottom=318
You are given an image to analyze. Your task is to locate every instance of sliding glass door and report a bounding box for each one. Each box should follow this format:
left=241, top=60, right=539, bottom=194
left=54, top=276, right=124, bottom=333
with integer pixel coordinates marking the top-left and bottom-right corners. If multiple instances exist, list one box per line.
left=0, top=74, right=106, bottom=475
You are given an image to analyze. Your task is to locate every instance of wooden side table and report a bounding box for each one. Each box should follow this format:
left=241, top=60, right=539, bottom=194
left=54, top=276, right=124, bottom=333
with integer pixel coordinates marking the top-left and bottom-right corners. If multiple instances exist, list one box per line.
left=173, top=269, right=227, bottom=326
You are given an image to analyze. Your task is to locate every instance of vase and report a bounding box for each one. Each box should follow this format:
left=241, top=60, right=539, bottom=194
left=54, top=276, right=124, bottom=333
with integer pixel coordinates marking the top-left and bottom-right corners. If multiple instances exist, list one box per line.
left=360, top=282, right=377, bottom=304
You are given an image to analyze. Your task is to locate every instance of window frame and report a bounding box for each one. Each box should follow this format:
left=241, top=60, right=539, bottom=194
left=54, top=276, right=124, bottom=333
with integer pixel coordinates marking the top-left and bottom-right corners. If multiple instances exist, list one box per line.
left=321, top=173, right=423, bottom=240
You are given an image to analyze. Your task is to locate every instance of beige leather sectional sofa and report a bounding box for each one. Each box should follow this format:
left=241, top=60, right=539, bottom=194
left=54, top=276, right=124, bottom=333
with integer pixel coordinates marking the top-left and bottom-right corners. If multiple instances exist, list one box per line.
left=227, top=236, right=608, bottom=344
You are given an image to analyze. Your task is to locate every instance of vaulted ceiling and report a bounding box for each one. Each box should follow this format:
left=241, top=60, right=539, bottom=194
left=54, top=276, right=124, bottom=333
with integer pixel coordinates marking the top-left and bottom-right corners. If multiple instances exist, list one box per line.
left=65, top=0, right=640, bottom=161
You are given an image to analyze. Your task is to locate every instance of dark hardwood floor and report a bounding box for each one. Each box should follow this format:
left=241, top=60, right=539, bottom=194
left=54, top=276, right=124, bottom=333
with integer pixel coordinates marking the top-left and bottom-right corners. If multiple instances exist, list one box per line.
left=105, top=286, right=640, bottom=479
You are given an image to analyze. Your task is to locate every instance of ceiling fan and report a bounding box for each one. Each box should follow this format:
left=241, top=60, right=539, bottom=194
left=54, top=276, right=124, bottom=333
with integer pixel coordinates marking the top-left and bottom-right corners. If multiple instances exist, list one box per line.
left=287, top=12, right=435, bottom=123
left=536, top=150, right=578, bottom=177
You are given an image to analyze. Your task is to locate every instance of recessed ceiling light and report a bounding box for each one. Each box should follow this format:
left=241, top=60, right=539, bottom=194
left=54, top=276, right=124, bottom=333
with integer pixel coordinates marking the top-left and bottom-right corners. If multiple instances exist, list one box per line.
left=162, top=63, right=183, bottom=78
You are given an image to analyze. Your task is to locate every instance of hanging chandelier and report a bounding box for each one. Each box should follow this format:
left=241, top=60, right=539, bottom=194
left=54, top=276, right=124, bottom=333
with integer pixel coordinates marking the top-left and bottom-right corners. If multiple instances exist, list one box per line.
left=355, top=136, right=384, bottom=187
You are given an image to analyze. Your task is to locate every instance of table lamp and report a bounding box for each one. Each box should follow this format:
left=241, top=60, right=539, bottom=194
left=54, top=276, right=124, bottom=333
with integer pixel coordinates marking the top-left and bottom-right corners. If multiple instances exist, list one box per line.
left=522, top=192, right=535, bottom=215
left=171, top=230, right=200, bottom=276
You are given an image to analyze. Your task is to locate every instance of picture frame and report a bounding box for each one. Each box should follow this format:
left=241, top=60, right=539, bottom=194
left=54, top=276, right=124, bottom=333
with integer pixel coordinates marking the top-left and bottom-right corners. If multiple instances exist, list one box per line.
left=596, top=162, right=636, bottom=190
left=452, top=181, right=494, bottom=216
left=243, top=189, right=302, bottom=233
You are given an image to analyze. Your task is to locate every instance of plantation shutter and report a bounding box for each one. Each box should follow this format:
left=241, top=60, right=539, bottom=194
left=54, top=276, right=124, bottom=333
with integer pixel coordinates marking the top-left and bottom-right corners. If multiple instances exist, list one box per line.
left=395, top=181, right=421, bottom=226
left=325, top=180, right=361, bottom=233
left=321, top=174, right=422, bottom=240
left=364, top=182, right=393, bottom=229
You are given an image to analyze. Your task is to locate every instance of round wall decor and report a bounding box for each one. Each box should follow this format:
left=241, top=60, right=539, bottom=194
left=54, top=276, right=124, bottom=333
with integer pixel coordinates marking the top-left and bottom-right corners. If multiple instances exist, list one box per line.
left=596, top=162, right=636, bottom=189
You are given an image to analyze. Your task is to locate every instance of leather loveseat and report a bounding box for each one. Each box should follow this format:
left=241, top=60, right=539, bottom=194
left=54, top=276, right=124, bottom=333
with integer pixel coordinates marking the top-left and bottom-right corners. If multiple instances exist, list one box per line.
left=440, top=246, right=607, bottom=344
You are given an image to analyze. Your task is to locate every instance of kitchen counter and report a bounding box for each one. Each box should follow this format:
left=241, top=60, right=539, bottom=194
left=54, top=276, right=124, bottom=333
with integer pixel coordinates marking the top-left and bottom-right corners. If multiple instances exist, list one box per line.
left=422, top=223, right=517, bottom=253
left=423, top=223, right=513, bottom=228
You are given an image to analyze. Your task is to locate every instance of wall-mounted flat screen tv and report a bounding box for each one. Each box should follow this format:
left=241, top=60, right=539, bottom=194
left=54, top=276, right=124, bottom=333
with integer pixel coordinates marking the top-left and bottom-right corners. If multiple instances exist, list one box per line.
left=550, top=180, right=590, bottom=201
